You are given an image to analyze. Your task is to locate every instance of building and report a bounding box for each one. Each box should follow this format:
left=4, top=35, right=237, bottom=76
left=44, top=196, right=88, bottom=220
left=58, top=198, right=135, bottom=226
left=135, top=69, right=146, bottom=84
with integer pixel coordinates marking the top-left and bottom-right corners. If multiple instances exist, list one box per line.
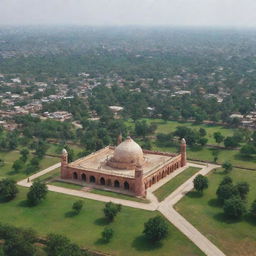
left=60, top=136, right=187, bottom=197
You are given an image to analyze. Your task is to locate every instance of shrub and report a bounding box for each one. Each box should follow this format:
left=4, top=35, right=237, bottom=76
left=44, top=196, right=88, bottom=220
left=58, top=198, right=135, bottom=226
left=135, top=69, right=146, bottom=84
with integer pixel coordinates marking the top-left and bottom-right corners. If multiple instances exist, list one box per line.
left=223, top=197, right=246, bottom=219
left=101, top=227, right=114, bottom=243
left=193, top=174, right=208, bottom=193
left=143, top=216, right=169, bottom=242
left=103, top=202, right=122, bottom=222
left=27, top=181, right=48, bottom=206
left=0, top=178, right=19, bottom=201
left=72, top=200, right=84, bottom=214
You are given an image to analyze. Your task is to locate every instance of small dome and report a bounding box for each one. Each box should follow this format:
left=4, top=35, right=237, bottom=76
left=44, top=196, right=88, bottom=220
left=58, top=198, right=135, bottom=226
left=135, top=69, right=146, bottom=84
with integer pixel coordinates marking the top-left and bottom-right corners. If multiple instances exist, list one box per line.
left=181, top=138, right=186, bottom=144
left=62, top=148, right=68, bottom=155
left=108, top=137, right=144, bottom=169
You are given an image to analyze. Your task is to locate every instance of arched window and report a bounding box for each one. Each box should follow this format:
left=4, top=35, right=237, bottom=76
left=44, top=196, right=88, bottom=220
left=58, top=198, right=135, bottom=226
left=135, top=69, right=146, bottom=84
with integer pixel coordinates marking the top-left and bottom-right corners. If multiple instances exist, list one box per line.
left=90, top=176, right=96, bottom=183
left=73, top=172, right=78, bottom=179
left=124, top=181, right=129, bottom=190
left=81, top=173, right=86, bottom=181
left=100, top=177, right=105, bottom=185
left=114, top=180, right=120, bottom=188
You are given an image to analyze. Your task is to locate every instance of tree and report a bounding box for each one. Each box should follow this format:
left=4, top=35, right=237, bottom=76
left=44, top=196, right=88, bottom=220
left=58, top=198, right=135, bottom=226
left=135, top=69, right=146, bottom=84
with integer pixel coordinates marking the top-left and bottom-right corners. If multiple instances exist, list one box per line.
left=224, top=136, right=239, bottom=149
left=27, top=181, right=48, bottom=206
left=216, top=184, right=238, bottom=204
left=213, top=132, right=224, bottom=145
left=143, top=216, right=168, bottom=242
left=222, top=162, right=233, bottom=173
left=46, top=233, right=82, bottom=256
left=223, top=197, right=246, bottom=219
left=198, top=137, right=208, bottom=146
left=0, top=178, right=19, bottom=201
left=12, top=159, right=24, bottom=172
left=235, top=182, right=249, bottom=200
left=211, top=149, right=220, bottom=163
left=72, top=200, right=84, bottom=214
left=103, top=202, right=122, bottom=222
left=101, top=227, right=113, bottom=243
left=219, top=176, right=233, bottom=186
left=193, top=174, right=208, bottom=193
left=199, top=128, right=207, bottom=137
left=20, top=148, right=29, bottom=162
left=240, top=144, right=256, bottom=156
left=250, top=200, right=256, bottom=218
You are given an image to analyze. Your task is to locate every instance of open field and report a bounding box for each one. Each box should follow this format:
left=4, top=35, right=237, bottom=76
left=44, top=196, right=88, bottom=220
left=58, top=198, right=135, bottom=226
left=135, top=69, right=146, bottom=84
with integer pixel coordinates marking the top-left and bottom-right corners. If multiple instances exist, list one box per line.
left=0, top=187, right=204, bottom=256
left=154, top=167, right=201, bottom=201
left=175, top=168, right=256, bottom=256
left=0, top=150, right=60, bottom=181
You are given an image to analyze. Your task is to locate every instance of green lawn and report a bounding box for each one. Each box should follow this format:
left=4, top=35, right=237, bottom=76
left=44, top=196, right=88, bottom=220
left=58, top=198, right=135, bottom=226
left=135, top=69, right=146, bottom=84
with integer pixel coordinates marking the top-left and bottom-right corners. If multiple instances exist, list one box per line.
left=176, top=168, right=256, bottom=256
left=0, top=187, right=204, bottom=256
left=35, top=167, right=60, bottom=182
left=154, top=167, right=200, bottom=201
left=0, top=150, right=60, bottom=181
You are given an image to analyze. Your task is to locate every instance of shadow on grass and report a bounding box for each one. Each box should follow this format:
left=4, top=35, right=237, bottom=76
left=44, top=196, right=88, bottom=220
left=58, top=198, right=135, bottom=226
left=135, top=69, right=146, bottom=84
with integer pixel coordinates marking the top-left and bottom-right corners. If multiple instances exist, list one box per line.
left=94, top=238, right=109, bottom=245
left=131, top=235, right=163, bottom=252
left=18, top=200, right=30, bottom=207
left=186, top=191, right=203, bottom=198
left=94, top=217, right=109, bottom=226
left=65, top=211, right=78, bottom=218
left=244, top=214, right=256, bottom=226
left=213, top=212, right=242, bottom=224
left=208, top=198, right=222, bottom=208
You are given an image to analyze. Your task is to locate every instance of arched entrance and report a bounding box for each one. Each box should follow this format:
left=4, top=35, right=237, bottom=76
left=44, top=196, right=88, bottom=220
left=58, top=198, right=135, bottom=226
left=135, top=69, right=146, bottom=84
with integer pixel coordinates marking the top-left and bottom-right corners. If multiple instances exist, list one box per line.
left=100, top=177, right=105, bottom=185
left=81, top=173, right=86, bottom=182
left=114, top=180, right=120, bottom=188
left=124, top=181, right=129, bottom=190
left=90, top=176, right=96, bottom=183
left=73, top=172, right=78, bottom=179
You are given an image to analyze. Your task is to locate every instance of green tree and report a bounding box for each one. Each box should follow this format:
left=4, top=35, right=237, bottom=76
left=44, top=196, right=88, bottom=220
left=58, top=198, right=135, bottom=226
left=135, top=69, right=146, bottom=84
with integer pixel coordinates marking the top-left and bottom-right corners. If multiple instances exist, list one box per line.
left=250, top=200, right=256, bottom=218
left=46, top=233, right=82, bottom=256
left=198, top=137, right=208, bottom=146
left=103, top=202, right=122, bottom=222
left=216, top=184, right=238, bottom=204
left=72, top=200, right=84, bottom=214
left=20, top=148, right=29, bottom=162
left=223, top=197, right=246, bottom=219
left=235, top=182, right=249, bottom=200
left=12, top=159, right=24, bottom=172
left=0, top=178, right=18, bottom=201
left=193, top=174, right=208, bottom=194
left=143, top=216, right=169, bottom=242
left=222, top=162, right=233, bottom=173
left=240, top=144, right=256, bottom=156
left=219, top=176, right=233, bottom=186
left=101, top=227, right=114, bottom=243
left=27, top=181, right=48, bottom=206
left=211, top=149, right=220, bottom=163
left=199, top=128, right=207, bottom=137
left=213, top=132, right=224, bottom=145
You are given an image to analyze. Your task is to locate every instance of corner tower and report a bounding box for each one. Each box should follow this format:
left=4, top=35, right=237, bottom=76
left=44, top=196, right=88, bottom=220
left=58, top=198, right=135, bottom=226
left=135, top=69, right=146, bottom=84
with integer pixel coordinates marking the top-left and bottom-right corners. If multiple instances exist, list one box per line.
left=134, top=164, right=146, bottom=197
left=61, top=148, right=68, bottom=179
left=180, top=138, right=187, bottom=167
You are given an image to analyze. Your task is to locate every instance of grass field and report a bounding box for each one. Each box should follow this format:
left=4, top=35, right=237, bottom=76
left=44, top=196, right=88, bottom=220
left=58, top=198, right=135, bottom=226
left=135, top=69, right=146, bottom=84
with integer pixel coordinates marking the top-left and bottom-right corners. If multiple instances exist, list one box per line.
left=176, top=168, right=256, bottom=256
left=0, top=187, right=204, bottom=256
left=0, top=150, right=60, bottom=181
left=154, top=167, right=201, bottom=202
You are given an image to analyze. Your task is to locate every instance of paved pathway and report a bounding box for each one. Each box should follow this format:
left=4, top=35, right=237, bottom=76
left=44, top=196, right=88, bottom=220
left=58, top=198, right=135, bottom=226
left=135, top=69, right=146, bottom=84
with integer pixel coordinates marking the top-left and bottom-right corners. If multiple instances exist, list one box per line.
left=17, top=162, right=225, bottom=256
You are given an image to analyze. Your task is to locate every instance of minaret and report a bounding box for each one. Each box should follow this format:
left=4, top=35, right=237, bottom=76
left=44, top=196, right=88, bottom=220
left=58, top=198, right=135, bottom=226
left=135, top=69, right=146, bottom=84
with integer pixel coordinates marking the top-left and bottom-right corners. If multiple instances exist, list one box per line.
left=61, top=148, right=68, bottom=179
left=180, top=138, right=187, bottom=167
left=117, top=133, right=122, bottom=145
left=134, top=164, right=146, bottom=197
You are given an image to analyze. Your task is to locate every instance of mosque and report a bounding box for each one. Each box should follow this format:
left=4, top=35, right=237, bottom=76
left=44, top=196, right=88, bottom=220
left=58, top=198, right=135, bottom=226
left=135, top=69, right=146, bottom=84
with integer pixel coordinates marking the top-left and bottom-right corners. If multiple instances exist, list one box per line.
left=61, top=136, right=187, bottom=197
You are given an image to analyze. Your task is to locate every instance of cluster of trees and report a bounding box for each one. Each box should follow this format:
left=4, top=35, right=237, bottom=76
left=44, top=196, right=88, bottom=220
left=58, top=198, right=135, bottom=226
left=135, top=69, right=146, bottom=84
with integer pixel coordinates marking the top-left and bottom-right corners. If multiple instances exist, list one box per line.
left=216, top=176, right=253, bottom=219
left=0, top=223, right=87, bottom=256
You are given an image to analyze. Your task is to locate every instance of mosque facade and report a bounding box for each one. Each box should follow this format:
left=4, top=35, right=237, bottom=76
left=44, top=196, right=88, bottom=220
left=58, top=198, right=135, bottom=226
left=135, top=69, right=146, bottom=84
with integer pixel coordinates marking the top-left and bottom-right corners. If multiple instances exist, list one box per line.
left=60, top=136, right=187, bottom=197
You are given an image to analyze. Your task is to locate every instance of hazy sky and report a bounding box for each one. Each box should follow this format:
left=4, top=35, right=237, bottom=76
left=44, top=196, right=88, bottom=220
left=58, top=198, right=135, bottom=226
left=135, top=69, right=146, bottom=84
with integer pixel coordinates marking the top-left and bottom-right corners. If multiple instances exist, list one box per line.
left=1, top=0, right=256, bottom=27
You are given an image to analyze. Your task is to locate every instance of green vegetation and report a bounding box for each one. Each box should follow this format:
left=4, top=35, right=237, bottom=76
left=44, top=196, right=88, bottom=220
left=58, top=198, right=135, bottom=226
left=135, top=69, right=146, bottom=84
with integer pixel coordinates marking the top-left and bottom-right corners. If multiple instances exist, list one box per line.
left=0, top=187, right=203, bottom=256
left=176, top=168, right=256, bottom=255
left=154, top=167, right=200, bottom=201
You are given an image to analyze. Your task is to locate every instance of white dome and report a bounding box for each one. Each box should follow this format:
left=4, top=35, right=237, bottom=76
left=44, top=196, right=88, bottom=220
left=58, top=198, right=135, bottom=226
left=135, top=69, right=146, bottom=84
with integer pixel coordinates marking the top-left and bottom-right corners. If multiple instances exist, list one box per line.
left=111, top=137, right=144, bottom=167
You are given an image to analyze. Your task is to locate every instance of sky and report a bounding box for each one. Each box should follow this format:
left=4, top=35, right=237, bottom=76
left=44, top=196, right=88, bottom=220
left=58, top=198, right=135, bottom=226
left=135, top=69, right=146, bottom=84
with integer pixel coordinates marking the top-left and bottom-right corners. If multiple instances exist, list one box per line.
left=0, top=0, right=256, bottom=27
